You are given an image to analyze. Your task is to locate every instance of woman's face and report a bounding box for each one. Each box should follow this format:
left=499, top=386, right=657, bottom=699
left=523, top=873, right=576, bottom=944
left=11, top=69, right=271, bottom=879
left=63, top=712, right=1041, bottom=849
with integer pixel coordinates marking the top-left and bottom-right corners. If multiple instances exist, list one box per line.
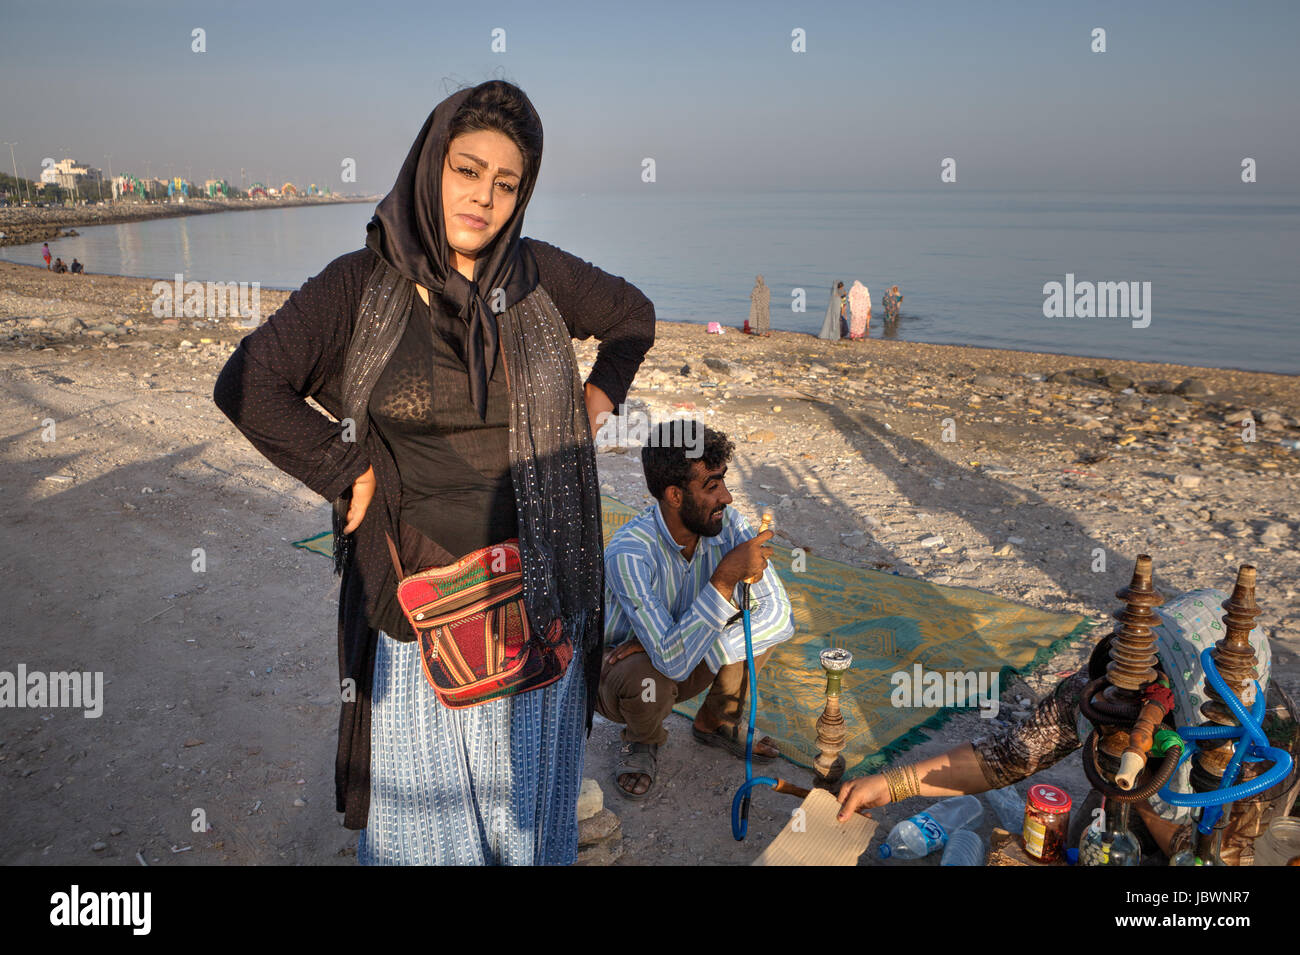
left=441, top=129, right=526, bottom=275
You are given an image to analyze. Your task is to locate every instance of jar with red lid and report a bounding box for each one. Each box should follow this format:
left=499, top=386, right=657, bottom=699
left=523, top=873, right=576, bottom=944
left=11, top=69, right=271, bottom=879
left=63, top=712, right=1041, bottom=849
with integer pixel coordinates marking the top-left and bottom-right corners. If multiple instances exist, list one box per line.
left=1023, top=783, right=1071, bottom=862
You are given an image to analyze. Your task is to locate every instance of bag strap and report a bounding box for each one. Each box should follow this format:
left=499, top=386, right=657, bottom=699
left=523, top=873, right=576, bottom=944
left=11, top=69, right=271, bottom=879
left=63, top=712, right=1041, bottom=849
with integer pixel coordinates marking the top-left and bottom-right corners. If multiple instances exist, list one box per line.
left=384, top=531, right=404, bottom=580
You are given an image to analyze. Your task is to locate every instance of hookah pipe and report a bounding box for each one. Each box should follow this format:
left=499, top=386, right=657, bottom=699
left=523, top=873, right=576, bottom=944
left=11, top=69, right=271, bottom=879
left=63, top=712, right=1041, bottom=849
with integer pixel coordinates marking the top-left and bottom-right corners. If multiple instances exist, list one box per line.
left=1080, top=556, right=1184, bottom=806
left=1154, top=566, right=1292, bottom=860
left=730, top=510, right=868, bottom=840
left=1081, top=560, right=1293, bottom=863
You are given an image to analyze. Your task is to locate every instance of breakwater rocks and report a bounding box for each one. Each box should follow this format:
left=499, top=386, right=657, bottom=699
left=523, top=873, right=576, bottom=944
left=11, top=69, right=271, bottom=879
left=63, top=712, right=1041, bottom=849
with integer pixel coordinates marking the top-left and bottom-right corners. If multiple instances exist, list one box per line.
left=0, top=196, right=375, bottom=247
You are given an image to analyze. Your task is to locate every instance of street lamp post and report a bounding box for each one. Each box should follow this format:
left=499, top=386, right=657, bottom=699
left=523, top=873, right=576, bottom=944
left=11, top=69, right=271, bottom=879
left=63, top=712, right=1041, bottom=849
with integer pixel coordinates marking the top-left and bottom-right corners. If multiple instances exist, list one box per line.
left=3, top=142, right=23, bottom=204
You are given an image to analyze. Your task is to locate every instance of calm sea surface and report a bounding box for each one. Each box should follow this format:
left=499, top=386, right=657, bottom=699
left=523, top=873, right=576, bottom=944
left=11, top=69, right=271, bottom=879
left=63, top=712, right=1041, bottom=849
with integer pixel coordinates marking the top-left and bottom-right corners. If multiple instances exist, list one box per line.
left=7, top=191, right=1297, bottom=374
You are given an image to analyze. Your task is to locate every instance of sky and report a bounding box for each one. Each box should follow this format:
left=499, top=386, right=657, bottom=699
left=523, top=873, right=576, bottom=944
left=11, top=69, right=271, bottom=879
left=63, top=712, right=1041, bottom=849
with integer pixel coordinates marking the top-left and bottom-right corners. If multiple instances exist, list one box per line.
left=2, top=0, right=1298, bottom=195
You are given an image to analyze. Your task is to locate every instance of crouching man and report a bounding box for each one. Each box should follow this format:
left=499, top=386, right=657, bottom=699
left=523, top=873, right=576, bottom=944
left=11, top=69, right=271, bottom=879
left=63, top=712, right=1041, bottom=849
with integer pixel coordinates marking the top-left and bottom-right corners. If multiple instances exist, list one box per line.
left=598, top=420, right=795, bottom=799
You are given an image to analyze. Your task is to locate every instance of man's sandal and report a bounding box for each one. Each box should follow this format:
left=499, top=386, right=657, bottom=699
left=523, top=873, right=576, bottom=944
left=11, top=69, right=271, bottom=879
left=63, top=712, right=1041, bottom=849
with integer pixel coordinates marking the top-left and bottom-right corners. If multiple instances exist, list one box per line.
left=691, top=723, right=779, bottom=762
left=614, top=741, right=658, bottom=801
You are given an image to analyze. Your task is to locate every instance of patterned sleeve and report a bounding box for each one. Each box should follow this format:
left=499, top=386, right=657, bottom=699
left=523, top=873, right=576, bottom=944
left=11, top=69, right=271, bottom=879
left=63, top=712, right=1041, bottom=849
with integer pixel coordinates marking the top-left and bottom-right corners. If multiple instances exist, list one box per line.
left=971, top=670, right=1089, bottom=790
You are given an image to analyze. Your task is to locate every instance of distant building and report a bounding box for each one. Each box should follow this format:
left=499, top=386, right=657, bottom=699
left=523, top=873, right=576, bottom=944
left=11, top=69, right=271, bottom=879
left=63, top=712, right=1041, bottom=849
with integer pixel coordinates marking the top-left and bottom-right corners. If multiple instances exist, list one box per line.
left=40, top=158, right=100, bottom=191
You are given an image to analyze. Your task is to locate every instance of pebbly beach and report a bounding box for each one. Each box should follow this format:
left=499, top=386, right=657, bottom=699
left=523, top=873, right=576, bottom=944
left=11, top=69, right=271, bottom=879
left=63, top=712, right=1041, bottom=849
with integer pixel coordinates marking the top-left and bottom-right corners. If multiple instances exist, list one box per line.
left=1, top=258, right=1297, bottom=865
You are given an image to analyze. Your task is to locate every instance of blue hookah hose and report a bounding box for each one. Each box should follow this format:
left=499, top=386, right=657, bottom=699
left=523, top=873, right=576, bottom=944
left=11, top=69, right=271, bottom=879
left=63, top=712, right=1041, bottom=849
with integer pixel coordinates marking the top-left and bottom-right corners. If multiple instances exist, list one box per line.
left=731, top=581, right=778, bottom=841
left=1157, top=648, right=1293, bottom=835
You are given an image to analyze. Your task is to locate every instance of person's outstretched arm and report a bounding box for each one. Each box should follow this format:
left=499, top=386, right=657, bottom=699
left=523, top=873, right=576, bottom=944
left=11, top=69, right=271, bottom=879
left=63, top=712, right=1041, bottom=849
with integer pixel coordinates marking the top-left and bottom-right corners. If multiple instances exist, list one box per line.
left=837, top=669, right=1090, bottom=821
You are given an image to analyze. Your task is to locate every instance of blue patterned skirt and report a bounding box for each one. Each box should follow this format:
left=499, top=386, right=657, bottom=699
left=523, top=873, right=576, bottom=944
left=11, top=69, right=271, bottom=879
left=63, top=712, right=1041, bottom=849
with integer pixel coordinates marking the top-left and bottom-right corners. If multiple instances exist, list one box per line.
left=357, top=627, right=586, bottom=865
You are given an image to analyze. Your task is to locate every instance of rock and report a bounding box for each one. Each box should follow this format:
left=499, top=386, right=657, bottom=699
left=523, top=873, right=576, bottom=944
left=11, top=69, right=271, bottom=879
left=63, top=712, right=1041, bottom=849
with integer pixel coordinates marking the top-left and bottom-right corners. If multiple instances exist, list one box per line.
left=973, top=374, right=1007, bottom=389
left=1102, top=373, right=1134, bottom=391
left=704, top=357, right=735, bottom=377
left=91, top=841, right=108, bottom=852
left=576, top=778, right=604, bottom=821
left=1224, top=410, right=1253, bottom=425
left=1150, top=394, right=1189, bottom=414
left=1046, top=371, right=1073, bottom=385
left=1114, top=394, right=1144, bottom=413
left=748, top=429, right=776, bottom=443
left=679, top=364, right=691, bottom=376
left=578, top=808, right=621, bottom=846
left=1259, top=522, right=1289, bottom=541
left=1175, top=378, right=1209, bottom=397
left=1142, top=379, right=1177, bottom=394
left=920, top=535, right=945, bottom=548
left=1067, top=367, right=1105, bottom=381
left=1173, top=474, right=1203, bottom=488
left=575, top=838, right=625, bottom=866
left=110, top=826, right=123, bottom=836
left=293, top=797, right=307, bottom=807
left=1258, top=410, right=1285, bottom=429
left=1006, top=536, right=1026, bottom=545
left=48, top=316, right=85, bottom=334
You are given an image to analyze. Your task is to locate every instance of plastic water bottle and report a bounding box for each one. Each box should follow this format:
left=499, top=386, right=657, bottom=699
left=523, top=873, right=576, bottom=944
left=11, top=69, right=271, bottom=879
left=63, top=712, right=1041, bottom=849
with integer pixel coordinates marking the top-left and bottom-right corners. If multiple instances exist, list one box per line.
left=878, top=795, right=985, bottom=860
left=940, top=828, right=985, bottom=866
left=984, top=784, right=1026, bottom=832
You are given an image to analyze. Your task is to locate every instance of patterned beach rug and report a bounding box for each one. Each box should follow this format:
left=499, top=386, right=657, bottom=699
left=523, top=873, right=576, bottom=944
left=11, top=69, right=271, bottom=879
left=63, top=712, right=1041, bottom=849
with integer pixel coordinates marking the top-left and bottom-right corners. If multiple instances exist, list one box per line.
left=294, top=496, right=1097, bottom=775
left=599, top=497, right=1097, bottom=776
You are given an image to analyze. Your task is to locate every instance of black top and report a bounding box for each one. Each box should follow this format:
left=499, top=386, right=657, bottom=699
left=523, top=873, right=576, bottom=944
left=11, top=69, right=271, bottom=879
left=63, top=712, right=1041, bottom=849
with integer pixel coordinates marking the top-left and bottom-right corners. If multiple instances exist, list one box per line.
left=368, top=291, right=516, bottom=561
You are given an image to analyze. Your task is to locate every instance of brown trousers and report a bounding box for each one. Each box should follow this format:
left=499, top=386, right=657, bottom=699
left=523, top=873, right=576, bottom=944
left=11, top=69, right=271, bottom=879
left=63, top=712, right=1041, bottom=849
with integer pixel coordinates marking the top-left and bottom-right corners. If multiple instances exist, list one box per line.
left=596, top=647, right=774, bottom=745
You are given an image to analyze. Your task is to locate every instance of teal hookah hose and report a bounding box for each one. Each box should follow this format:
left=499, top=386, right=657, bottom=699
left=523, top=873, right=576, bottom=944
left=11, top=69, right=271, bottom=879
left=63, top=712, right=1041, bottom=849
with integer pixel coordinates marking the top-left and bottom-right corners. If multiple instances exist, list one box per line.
left=731, top=578, right=778, bottom=841
left=1157, top=647, right=1293, bottom=837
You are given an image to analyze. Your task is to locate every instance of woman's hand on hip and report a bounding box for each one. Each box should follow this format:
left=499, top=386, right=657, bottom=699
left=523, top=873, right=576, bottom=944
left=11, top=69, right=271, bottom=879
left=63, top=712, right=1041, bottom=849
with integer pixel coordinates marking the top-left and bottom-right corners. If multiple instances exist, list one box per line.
left=343, top=466, right=376, bottom=534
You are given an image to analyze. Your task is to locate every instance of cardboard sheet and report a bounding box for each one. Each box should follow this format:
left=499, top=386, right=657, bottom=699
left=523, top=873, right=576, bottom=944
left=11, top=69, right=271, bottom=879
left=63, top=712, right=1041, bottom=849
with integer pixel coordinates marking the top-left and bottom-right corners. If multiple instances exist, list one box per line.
left=752, top=788, right=878, bottom=866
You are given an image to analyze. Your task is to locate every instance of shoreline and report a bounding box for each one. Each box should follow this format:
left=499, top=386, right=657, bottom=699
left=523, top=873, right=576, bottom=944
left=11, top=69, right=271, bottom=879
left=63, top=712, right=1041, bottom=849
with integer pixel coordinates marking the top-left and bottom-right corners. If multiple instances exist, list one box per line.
left=0, top=195, right=377, bottom=248
left=0, top=257, right=1294, bottom=385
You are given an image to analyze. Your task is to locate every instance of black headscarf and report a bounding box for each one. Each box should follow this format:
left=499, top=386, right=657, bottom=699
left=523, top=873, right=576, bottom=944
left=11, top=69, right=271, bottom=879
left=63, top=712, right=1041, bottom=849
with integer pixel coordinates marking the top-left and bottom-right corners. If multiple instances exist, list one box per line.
left=365, top=87, right=541, bottom=420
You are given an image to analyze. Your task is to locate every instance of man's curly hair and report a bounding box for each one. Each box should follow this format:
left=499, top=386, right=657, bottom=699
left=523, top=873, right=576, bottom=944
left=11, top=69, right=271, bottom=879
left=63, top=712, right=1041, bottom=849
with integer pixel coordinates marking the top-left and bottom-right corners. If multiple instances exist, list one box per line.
left=641, top=420, right=735, bottom=500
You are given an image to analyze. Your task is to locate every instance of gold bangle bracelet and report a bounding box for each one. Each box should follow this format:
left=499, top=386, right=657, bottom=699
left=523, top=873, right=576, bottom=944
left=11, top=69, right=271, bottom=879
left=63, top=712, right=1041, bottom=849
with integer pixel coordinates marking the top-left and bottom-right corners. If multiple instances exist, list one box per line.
left=884, top=764, right=920, bottom=802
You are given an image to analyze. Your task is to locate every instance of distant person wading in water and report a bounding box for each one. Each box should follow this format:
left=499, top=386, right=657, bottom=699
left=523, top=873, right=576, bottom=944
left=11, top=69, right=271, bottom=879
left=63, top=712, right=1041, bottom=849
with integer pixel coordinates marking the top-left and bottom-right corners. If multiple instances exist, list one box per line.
left=748, top=274, right=770, bottom=336
left=848, top=280, right=870, bottom=339
left=882, top=284, right=902, bottom=322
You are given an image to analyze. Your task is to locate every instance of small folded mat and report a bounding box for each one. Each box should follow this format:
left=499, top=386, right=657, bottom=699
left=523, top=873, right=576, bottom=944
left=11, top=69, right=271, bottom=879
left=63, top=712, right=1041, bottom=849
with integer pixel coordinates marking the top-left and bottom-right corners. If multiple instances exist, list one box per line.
left=295, top=495, right=1095, bottom=775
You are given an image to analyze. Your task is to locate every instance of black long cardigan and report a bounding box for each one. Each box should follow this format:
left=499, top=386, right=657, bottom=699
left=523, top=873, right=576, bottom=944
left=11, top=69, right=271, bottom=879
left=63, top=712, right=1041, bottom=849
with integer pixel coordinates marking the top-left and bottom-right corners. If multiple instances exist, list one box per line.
left=213, top=240, right=654, bottom=827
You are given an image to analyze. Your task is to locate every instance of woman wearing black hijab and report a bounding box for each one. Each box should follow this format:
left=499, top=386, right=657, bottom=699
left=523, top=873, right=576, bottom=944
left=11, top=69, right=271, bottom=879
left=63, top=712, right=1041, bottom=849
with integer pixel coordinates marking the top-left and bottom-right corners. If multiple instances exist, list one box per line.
left=214, top=81, right=654, bottom=864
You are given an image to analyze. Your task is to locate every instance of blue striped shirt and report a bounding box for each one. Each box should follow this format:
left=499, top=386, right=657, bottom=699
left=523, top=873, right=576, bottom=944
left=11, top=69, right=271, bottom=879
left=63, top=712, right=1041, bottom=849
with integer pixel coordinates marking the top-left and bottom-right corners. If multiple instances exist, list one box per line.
left=604, top=502, right=795, bottom=681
